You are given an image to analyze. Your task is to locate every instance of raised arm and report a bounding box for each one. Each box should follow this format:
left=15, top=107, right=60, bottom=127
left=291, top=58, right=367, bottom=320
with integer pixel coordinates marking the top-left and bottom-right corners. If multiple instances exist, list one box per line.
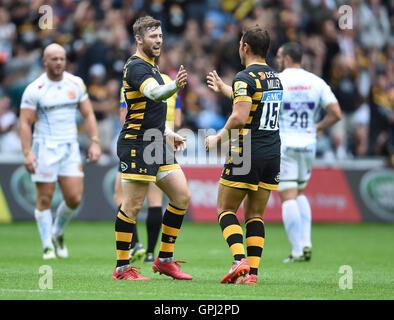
left=143, top=65, right=187, bottom=102
left=206, top=70, right=232, bottom=99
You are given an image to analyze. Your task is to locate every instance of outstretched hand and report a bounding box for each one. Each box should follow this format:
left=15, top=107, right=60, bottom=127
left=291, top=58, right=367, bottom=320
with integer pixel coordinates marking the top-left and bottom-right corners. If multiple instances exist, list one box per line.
left=206, top=70, right=224, bottom=94
left=175, top=65, right=188, bottom=89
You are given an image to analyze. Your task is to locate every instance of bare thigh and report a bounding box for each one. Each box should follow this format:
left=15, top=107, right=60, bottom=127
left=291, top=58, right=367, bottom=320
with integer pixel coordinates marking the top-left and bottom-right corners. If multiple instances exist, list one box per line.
left=216, top=183, right=248, bottom=216
left=147, top=182, right=163, bottom=207
left=155, top=169, right=190, bottom=209
left=243, top=187, right=271, bottom=221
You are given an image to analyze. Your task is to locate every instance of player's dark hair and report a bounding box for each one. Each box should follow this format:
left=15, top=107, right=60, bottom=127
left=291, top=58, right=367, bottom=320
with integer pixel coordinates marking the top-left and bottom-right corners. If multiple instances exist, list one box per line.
left=133, top=16, right=161, bottom=38
left=241, top=26, right=270, bottom=59
left=281, top=42, right=303, bottom=63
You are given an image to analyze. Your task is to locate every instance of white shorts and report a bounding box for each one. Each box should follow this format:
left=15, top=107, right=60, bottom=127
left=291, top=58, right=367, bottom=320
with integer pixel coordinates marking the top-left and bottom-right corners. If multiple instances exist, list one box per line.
left=278, top=143, right=316, bottom=191
left=31, top=139, right=84, bottom=183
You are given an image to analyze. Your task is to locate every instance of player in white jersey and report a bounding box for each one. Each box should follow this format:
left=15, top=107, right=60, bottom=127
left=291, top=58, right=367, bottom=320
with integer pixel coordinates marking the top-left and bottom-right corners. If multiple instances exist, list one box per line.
left=276, top=42, right=342, bottom=262
left=19, top=43, right=101, bottom=259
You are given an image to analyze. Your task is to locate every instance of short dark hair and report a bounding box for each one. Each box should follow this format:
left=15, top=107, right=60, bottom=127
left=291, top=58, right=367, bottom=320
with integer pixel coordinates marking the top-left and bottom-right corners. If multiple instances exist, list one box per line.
left=281, top=42, right=303, bottom=63
left=241, top=26, right=270, bottom=59
left=133, top=16, right=161, bottom=38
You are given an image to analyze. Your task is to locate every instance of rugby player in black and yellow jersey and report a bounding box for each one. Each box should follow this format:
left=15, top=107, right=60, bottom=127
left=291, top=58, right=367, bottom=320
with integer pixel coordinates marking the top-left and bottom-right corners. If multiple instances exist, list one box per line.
left=113, top=16, right=192, bottom=281
left=206, top=26, right=283, bottom=285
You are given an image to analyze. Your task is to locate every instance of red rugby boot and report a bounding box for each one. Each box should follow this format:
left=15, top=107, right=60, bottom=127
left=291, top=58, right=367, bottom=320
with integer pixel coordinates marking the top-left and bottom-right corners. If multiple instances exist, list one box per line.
left=112, top=265, right=151, bottom=280
left=152, top=258, right=192, bottom=280
left=220, top=258, right=250, bottom=284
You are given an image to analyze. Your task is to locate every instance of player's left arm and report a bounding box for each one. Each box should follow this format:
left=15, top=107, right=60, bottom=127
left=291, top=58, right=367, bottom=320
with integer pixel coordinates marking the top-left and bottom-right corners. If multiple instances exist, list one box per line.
left=315, top=102, right=342, bottom=132
left=79, top=98, right=102, bottom=162
left=315, top=81, right=342, bottom=132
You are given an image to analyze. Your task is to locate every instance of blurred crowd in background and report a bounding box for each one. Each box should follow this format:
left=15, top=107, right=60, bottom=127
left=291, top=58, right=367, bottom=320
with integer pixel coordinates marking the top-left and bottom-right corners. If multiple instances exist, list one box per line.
left=0, top=0, right=393, bottom=165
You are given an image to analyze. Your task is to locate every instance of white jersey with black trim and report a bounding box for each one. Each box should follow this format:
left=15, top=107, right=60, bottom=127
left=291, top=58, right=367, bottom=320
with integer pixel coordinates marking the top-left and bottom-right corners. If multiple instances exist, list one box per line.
left=278, top=68, right=338, bottom=147
left=20, top=71, right=88, bottom=143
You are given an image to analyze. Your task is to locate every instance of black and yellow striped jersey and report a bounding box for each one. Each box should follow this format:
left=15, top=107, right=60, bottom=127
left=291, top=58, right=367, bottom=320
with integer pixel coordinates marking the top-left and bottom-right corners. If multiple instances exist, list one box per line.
left=119, top=54, right=167, bottom=142
left=231, top=62, right=283, bottom=159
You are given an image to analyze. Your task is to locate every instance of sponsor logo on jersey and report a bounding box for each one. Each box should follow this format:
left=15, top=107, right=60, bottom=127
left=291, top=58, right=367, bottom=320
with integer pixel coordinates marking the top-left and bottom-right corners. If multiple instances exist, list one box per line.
left=265, top=71, right=277, bottom=78
left=262, top=91, right=283, bottom=101
left=287, top=85, right=311, bottom=91
left=259, top=72, right=266, bottom=80
left=234, top=81, right=248, bottom=96
left=120, top=161, right=128, bottom=172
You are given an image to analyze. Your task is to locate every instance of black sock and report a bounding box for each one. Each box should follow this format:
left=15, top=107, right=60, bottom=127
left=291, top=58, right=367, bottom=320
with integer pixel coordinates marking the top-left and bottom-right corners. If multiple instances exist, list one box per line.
left=146, top=206, right=162, bottom=254
left=131, top=224, right=139, bottom=248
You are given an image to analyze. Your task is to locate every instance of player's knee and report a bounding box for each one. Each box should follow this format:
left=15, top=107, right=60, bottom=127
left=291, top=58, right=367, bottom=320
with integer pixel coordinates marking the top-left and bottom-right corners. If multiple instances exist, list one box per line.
left=122, top=203, right=143, bottom=219
left=65, top=194, right=82, bottom=210
left=37, top=194, right=52, bottom=209
left=171, top=189, right=191, bottom=209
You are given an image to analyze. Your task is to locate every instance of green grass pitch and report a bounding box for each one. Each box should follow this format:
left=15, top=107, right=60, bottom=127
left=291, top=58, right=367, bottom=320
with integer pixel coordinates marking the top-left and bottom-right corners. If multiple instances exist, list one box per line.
left=0, top=221, right=393, bottom=300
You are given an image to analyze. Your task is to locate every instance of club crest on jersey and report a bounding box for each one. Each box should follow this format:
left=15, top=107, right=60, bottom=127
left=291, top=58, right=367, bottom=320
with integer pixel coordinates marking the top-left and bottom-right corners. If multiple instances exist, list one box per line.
left=68, top=91, right=76, bottom=99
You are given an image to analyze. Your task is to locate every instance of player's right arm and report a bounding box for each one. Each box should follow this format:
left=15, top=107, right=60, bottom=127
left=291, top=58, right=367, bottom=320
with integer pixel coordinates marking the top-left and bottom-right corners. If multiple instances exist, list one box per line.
left=126, top=63, right=187, bottom=102
left=205, top=74, right=253, bottom=150
left=206, top=70, right=232, bottom=99
left=19, top=86, right=38, bottom=173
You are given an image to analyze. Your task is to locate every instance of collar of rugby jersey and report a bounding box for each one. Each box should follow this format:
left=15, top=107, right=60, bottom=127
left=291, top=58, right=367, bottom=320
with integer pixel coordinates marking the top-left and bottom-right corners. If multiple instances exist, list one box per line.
left=134, top=54, right=155, bottom=66
left=246, top=62, right=268, bottom=68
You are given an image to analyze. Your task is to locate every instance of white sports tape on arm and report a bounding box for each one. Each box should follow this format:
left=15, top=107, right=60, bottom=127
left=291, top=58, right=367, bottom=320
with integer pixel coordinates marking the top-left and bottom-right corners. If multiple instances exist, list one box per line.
left=164, top=125, right=173, bottom=136
left=142, top=79, right=178, bottom=102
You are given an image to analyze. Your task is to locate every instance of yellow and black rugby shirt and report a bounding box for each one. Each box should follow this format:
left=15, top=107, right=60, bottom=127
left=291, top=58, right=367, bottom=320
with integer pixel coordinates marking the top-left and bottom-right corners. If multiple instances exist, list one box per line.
left=231, top=62, right=283, bottom=159
left=119, top=54, right=166, bottom=142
